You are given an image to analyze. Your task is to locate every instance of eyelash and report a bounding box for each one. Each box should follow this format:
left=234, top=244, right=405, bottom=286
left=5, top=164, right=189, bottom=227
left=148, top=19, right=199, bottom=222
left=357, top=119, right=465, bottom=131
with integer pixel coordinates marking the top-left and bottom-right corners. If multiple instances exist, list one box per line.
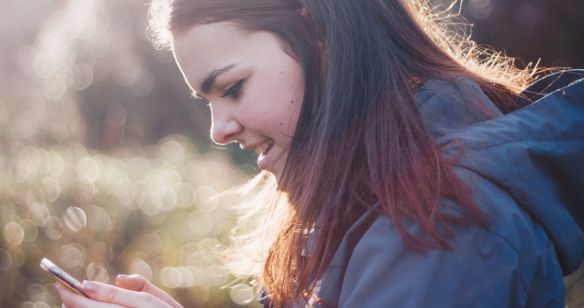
left=221, top=79, right=245, bottom=99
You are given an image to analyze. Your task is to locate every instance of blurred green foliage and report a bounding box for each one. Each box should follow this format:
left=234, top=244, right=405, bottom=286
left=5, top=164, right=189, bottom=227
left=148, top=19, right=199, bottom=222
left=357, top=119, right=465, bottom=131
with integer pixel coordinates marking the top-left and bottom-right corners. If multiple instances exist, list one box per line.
left=0, top=1, right=260, bottom=306
left=0, top=137, right=260, bottom=307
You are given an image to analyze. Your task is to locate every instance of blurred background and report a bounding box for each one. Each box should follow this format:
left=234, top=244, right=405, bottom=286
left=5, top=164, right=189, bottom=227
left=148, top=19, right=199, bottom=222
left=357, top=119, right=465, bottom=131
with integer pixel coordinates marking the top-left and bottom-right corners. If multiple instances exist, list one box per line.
left=0, top=0, right=582, bottom=307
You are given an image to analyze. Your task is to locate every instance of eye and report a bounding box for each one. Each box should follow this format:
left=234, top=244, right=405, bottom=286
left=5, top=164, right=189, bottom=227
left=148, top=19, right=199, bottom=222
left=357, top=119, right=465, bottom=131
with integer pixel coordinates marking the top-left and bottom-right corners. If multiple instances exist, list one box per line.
left=221, top=79, right=245, bottom=99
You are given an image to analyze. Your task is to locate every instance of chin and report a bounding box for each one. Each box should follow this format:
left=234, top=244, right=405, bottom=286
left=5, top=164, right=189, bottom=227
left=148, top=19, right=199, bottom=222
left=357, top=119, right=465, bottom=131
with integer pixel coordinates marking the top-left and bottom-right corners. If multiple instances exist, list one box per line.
left=264, top=155, right=287, bottom=185
left=271, top=167, right=284, bottom=184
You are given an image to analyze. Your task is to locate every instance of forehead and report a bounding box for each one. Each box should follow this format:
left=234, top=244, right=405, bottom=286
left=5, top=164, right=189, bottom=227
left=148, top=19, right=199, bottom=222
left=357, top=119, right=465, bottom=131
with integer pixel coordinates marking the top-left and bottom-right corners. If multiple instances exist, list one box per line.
left=171, top=21, right=287, bottom=91
left=172, top=22, right=249, bottom=70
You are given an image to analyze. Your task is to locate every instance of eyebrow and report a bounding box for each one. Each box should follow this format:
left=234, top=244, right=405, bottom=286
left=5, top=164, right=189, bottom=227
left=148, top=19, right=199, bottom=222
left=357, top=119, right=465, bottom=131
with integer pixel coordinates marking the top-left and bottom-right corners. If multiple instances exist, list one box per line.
left=200, top=64, right=237, bottom=94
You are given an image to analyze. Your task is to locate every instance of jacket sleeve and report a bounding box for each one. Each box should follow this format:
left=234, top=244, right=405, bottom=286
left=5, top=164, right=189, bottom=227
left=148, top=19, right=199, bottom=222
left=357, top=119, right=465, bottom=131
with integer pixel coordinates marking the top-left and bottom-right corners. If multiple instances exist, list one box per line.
left=336, top=216, right=527, bottom=308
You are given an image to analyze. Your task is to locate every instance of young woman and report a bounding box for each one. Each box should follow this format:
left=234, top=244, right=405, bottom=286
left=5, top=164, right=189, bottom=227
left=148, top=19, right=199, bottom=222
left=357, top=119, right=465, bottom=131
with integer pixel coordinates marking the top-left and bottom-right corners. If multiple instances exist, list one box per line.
left=56, top=0, right=584, bottom=307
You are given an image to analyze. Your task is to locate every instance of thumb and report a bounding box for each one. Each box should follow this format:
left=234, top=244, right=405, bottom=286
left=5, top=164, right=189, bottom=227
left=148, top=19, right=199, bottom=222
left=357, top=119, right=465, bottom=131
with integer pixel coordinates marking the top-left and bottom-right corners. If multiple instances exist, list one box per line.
left=115, top=274, right=144, bottom=291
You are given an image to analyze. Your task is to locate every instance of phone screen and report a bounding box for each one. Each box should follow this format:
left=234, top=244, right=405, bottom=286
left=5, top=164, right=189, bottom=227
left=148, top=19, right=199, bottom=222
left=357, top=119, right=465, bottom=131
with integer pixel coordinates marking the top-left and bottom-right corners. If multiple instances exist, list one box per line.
left=40, top=258, right=88, bottom=297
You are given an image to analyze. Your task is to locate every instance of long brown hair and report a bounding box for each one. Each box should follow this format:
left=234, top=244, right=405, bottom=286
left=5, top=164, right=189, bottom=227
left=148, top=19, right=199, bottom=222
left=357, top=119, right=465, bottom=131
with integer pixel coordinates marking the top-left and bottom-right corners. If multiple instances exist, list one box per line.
left=149, top=0, right=538, bottom=306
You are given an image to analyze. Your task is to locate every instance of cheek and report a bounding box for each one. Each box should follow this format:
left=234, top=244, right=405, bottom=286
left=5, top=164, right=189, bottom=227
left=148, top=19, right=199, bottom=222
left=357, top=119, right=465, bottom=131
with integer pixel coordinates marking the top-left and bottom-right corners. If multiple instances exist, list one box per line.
left=245, top=74, right=303, bottom=118
left=282, top=72, right=304, bottom=132
left=243, top=61, right=304, bottom=134
left=265, top=79, right=302, bottom=134
left=279, top=62, right=305, bottom=107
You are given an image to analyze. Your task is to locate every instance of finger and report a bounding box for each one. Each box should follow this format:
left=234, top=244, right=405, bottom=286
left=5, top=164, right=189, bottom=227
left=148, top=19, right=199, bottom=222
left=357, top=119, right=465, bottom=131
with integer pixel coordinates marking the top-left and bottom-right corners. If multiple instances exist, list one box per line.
left=115, top=274, right=145, bottom=290
left=116, top=274, right=182, bottom=308
left=56, top=282, right=124, bottom=308
left=83, top=280, right=171, bottom=308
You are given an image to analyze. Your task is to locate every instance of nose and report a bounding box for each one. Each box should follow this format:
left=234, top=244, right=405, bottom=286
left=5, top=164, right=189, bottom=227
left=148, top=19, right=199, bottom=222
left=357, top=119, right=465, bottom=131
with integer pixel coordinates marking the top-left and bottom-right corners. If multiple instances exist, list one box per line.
left=209, top=107, right=243, bottom=145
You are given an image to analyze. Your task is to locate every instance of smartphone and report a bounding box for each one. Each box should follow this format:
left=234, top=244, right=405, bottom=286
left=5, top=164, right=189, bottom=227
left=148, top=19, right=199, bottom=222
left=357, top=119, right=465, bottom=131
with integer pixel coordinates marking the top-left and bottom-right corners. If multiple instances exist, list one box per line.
left=40, top=258, right=89, bottom=297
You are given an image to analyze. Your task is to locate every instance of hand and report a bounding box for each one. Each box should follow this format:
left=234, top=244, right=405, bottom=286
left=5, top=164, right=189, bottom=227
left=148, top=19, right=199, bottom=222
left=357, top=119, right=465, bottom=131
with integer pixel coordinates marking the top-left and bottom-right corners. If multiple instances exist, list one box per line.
left=115, top=274, right=182, bottom=308
left=55, top=278, right=183, bottom=308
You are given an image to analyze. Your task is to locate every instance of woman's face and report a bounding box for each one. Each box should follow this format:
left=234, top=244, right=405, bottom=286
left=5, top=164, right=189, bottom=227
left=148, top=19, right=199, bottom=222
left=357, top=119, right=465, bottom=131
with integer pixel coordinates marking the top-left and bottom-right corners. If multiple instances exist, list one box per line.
left=172, top=21, right=305, bottom=181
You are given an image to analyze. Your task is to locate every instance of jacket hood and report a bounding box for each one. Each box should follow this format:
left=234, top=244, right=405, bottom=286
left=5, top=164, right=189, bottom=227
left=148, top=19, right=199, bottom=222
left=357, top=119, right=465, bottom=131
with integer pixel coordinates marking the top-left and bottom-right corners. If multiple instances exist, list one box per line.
left=419, top=71, right=584, bottom=274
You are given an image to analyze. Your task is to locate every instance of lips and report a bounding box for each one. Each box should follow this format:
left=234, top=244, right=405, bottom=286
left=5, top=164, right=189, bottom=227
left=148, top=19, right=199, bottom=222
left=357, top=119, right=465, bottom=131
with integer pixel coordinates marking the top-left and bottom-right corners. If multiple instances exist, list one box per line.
left=255, top=142, right=272, bottom=156
left=257, top=143, right=273, bottom=170
left=242, top=140, right=275, bottom=170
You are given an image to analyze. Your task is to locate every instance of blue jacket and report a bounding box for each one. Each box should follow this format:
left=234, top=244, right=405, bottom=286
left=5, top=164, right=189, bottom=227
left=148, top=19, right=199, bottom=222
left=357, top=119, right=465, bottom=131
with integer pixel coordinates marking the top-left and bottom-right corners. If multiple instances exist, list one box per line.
left=263, top=71, right=584, bottom=307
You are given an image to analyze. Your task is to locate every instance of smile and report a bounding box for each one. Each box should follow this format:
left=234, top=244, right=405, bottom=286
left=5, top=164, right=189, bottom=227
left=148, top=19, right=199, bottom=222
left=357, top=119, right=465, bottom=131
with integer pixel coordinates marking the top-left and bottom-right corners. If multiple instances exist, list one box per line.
left=257, top=142, right=274, bottom=170
left=254, top=141, right=273, bottom=157
left=242, top=140, right=275, bottom=170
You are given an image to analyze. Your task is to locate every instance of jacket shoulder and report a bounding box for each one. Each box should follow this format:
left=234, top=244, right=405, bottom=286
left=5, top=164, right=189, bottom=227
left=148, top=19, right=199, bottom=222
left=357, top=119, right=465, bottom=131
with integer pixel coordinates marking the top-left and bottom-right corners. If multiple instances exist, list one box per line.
left=312, top=211, right=524, bottom=307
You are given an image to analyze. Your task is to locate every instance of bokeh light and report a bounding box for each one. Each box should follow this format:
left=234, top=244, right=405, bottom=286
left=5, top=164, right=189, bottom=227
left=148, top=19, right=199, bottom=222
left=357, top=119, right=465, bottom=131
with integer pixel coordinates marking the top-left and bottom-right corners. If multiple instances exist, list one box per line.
left=129, top=260, right=153, bottom=281
left=468, top=0, right=495, bottom=20
left=43, top=216, right=64, bottom=240
left=86, top=262, right=109, bottom=283
left=86, top=205, right=113, bottom=232
left=230, top=283, right=255, bottom=305
left=194, top=186, right=219, bottom=212
left=29, top=203, right=50, bottom=227
left=40, top=177, right=61, bottom=203
left=63, top=207, right=87, bottom=232
left=4, top=221, right=25, bottom=246
left=160, top=267, right=182, bottom=289
left=76, top=157, right=100, bottom=183
left=188, top=212, right=214, bottom=237
left=59, top=244, right=86, bottom=270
